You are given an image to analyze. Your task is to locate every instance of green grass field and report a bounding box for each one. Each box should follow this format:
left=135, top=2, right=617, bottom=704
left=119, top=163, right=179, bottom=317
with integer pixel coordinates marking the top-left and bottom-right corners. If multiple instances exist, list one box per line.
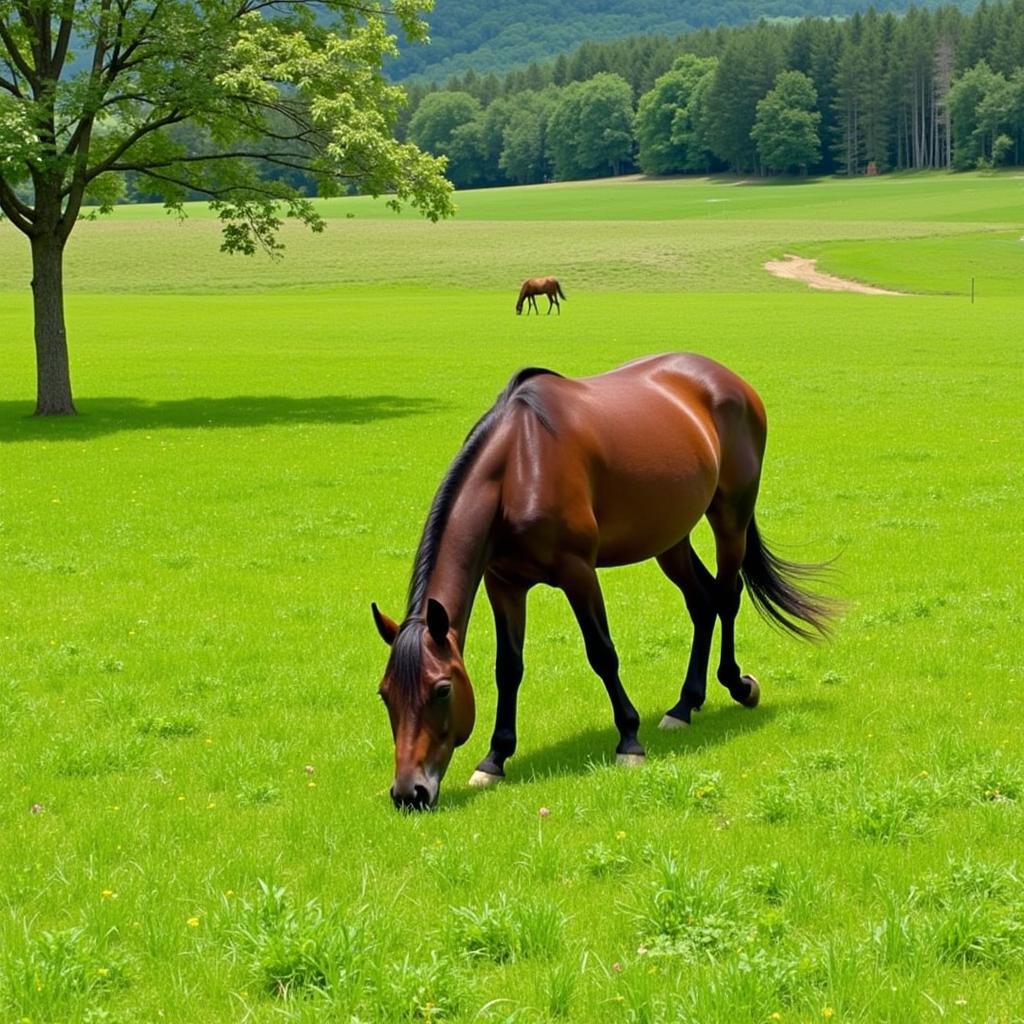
left=1, top=173, right=1023, bottom=1023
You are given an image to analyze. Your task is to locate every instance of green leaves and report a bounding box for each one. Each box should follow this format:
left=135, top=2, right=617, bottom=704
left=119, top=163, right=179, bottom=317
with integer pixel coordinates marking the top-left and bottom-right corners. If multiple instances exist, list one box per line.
left=752, top=70, right=822, bottom=175
left=1, top=1, right=454, bottom=246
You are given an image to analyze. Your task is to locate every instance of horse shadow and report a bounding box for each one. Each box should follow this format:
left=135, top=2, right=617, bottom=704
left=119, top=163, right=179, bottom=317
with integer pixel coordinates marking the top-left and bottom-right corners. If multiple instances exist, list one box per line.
left=441, top=695, right=830, bottom=810
left=0, top=394, right=445, bottom=442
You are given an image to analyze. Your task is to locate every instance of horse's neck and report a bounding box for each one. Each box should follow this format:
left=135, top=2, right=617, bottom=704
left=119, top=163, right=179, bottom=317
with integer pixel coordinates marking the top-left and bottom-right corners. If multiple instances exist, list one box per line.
left=424, top=473, right=501, bottom=642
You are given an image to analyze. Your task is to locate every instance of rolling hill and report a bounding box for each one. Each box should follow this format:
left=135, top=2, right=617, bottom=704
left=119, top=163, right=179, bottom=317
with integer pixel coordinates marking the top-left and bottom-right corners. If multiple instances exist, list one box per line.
left=389, top=0, right=978, bottom=80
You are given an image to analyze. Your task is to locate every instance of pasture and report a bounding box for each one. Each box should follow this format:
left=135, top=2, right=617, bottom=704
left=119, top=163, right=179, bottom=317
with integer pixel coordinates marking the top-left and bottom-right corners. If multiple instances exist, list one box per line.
left=1, top=173, right=1023, bottom=1023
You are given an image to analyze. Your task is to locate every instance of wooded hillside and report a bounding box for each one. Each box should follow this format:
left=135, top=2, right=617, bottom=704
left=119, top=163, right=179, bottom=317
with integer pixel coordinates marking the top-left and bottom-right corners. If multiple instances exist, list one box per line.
left=390, top=0, right=979, bottom=81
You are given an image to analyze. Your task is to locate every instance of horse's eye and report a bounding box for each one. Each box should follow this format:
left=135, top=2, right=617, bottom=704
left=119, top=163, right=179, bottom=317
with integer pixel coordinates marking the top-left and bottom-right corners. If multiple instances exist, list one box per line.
left=432, top=681, right=452, bottom=702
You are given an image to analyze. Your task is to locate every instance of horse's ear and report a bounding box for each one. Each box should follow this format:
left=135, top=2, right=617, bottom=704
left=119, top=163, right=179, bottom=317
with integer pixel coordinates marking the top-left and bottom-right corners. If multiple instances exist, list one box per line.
left=426, top=598, right=450, bottom=645
left=371, top=603, right=399, bottom=646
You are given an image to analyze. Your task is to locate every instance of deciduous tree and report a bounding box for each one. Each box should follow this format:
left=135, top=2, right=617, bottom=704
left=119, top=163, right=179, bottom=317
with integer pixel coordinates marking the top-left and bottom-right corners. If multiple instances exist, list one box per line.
left=547, top=72, right=633, bottom=179
left=0, top=0, right=453, bottom=415
left=635, top=54, right=717, bottom=174
left=752, top=70, right=821, bottom=174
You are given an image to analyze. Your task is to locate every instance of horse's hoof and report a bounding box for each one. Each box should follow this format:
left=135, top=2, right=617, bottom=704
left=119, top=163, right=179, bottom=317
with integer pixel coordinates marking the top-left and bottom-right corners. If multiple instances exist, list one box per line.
left=616, top=753, right=646, bottom=767
left=741, top=675, right=761, bottom=708
left=659, top=714, right=689, bottom=730
left=468, top=770, right=503, bottom=788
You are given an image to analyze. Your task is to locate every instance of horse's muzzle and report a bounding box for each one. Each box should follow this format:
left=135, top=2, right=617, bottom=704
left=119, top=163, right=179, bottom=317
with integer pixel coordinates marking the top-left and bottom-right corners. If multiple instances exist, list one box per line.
left=391, top=777, right=437, bottom=811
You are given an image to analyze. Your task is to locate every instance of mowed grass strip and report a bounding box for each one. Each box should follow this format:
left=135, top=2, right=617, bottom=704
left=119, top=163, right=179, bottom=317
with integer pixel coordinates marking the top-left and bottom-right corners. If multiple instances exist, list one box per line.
left=1, top=171, right=1022, bottom=296
left=1, top=176, right=1023, bottom=1021
left=806, top=231, right=1024, bottom=296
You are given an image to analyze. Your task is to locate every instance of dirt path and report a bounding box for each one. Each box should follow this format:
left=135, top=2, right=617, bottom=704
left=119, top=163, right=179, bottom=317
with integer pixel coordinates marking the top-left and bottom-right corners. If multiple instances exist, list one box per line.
left=763, top=253, right=905, bottom=295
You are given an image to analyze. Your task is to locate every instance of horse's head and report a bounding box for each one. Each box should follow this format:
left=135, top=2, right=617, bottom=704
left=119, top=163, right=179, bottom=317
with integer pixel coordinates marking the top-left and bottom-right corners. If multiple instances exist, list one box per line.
left=515, top=298, right=524, bottom=315
left=372, top=598, right=475, bottom=810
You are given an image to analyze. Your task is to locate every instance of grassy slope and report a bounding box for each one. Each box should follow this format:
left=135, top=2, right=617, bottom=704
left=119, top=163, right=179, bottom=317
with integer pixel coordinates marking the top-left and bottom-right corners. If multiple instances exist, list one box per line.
left=1, top=174, right=1023, bottom=1023
left=2, top=173, right=1021, bottom=298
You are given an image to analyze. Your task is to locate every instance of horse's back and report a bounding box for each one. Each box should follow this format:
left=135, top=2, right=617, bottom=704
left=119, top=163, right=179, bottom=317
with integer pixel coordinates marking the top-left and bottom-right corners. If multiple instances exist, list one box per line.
left=500, top=354, right=763, bottom=566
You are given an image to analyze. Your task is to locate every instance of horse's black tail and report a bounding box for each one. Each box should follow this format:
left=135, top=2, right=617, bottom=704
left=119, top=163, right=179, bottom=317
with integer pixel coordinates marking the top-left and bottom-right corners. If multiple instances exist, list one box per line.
left=741, top=517, right=837, bottom=641
left=556, top=281, right=566, bottom=300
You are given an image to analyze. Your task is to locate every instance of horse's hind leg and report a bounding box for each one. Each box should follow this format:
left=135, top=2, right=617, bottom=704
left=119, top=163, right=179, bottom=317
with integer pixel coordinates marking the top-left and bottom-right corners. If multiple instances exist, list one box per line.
left=558, top=556, right=644, bottom=764
left=707, top=489, right=760, bottom=708
left=470, top=573, right=528, bottom=787
left=657, top=537, right=717, bottom=727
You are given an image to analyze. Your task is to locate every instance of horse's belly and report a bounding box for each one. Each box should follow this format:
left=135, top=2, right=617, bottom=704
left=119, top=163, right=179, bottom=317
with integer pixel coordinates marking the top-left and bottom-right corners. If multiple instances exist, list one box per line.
left=593, top=470, right=716, bottom=566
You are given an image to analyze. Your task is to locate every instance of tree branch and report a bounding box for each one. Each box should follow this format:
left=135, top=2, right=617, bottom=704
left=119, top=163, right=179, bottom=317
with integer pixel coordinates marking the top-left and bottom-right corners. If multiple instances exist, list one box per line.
left=52, top=3, right=76, bottom=76
left=0, top=176, right=34, bottom=234
left=107, top=0, right=165, bottom=77
left=106, top=150, right=323, bottom=173
left=83, top=109, right=187, bottom=182
left=0, top=18, right=39, bottom=89
left=0, top=71, right=22, bottom=95
left=129, top=167, right=300, bottom=200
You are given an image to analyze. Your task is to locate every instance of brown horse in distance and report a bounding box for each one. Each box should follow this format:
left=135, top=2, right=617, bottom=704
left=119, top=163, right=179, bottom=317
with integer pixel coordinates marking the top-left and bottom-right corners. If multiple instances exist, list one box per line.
left=372, top=353, right=834, bottom=810
left=516, top=276, right=566, bottom=315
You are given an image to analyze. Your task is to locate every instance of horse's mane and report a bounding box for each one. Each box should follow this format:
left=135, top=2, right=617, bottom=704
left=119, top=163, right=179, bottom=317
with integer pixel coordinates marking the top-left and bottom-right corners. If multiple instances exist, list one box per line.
left=387, top=367, right=560, bottom=702
left=404, top=367, right=560, bottom=620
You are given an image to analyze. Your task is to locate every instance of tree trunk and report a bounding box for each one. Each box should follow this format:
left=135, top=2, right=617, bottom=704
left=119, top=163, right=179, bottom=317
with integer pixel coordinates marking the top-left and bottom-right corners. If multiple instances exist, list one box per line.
left=31, top=231, right=76, bottom=416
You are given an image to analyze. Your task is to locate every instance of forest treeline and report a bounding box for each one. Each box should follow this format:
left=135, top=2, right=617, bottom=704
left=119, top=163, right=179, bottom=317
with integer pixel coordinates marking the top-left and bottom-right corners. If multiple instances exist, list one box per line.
left=397, top=1, right=1024, bottom=182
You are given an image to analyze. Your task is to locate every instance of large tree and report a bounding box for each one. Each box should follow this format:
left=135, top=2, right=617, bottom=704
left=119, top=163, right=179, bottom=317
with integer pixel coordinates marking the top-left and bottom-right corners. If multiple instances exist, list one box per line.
left=406, top=90, right=484, bottom=187
left=635, top=54, right=717, bottom=175
left=752, top=70, right=821, bottom=174
left=0, top=0, right=453, bottom=415
left=547, top=72, right=634, bottom=180
left=702, top=26, right=785, bottom=172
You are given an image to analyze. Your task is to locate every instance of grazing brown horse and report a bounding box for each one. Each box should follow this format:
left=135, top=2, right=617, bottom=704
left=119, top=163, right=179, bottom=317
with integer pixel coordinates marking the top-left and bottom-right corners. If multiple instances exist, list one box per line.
left=516, top=276, right=566, bottom=315
left=372, top=354, right=833, bottom=810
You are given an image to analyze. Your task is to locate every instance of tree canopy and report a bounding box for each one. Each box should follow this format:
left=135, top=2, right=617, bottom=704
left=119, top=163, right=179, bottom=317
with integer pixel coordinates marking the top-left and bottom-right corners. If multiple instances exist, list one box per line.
left=752, top=70, right=822, bottom=173
left=547, top=72, right=634, bottom=179
left=635, top=54, right=717, bottom=174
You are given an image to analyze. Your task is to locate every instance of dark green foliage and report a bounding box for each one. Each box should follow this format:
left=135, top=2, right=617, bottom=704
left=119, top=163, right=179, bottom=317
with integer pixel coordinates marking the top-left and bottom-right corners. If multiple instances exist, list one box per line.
left=635, top=55, right=718, bottom=174
left=399, top=1, right=1024, bottom=187
left=388, top=0, right=978, bottom=83
left=548, top=73, right=635, bottom=178
left=703, top=26, right=787, bottom=171
left=753, top=70, right=822, bottom=173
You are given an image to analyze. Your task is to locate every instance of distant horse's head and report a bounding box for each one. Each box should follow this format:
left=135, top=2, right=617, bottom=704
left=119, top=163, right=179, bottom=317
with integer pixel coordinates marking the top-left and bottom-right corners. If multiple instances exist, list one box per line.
left=515, top=297, right=525, bottom=315
left=372, top=599, right=476, bottom=810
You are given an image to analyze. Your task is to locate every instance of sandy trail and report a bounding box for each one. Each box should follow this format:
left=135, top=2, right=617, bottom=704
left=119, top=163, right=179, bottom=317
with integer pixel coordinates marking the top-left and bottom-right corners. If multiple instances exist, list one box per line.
left=763, top=253, right=905, bottom=295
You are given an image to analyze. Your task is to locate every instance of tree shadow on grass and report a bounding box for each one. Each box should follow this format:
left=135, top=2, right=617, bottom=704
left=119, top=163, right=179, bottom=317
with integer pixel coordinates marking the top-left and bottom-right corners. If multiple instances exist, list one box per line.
left=442, top=695, right=832, bottom=810
left=0, top=394, right=446, bottom=442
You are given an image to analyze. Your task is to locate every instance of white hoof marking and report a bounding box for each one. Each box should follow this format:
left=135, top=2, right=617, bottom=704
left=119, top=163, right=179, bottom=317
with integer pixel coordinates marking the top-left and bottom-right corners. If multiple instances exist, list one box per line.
left=659, top=714, right=688, bottom=731
left=744, top=676, right=761, bottom=708
left=468, top=770, right=502, bottom=788
left=616, top=753, right=647, bottom=767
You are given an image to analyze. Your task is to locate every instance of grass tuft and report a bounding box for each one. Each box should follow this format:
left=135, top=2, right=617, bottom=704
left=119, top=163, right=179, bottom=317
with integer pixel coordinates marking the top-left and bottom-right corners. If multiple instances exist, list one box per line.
left=447, top=893, right=565, bottom=963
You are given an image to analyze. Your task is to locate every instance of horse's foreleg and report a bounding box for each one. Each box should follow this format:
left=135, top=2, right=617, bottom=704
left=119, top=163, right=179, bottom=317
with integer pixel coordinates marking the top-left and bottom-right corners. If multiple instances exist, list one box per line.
left=656, top=539, right=716, bottom=727
left=558, top=557, right=644, bottom=764
left=470, top=574, right=528, bottom=787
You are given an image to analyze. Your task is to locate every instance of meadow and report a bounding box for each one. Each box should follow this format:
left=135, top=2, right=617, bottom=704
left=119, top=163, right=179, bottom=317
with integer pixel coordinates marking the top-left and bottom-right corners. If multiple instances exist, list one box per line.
left=1, top=172, right=1023, bottom=1023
